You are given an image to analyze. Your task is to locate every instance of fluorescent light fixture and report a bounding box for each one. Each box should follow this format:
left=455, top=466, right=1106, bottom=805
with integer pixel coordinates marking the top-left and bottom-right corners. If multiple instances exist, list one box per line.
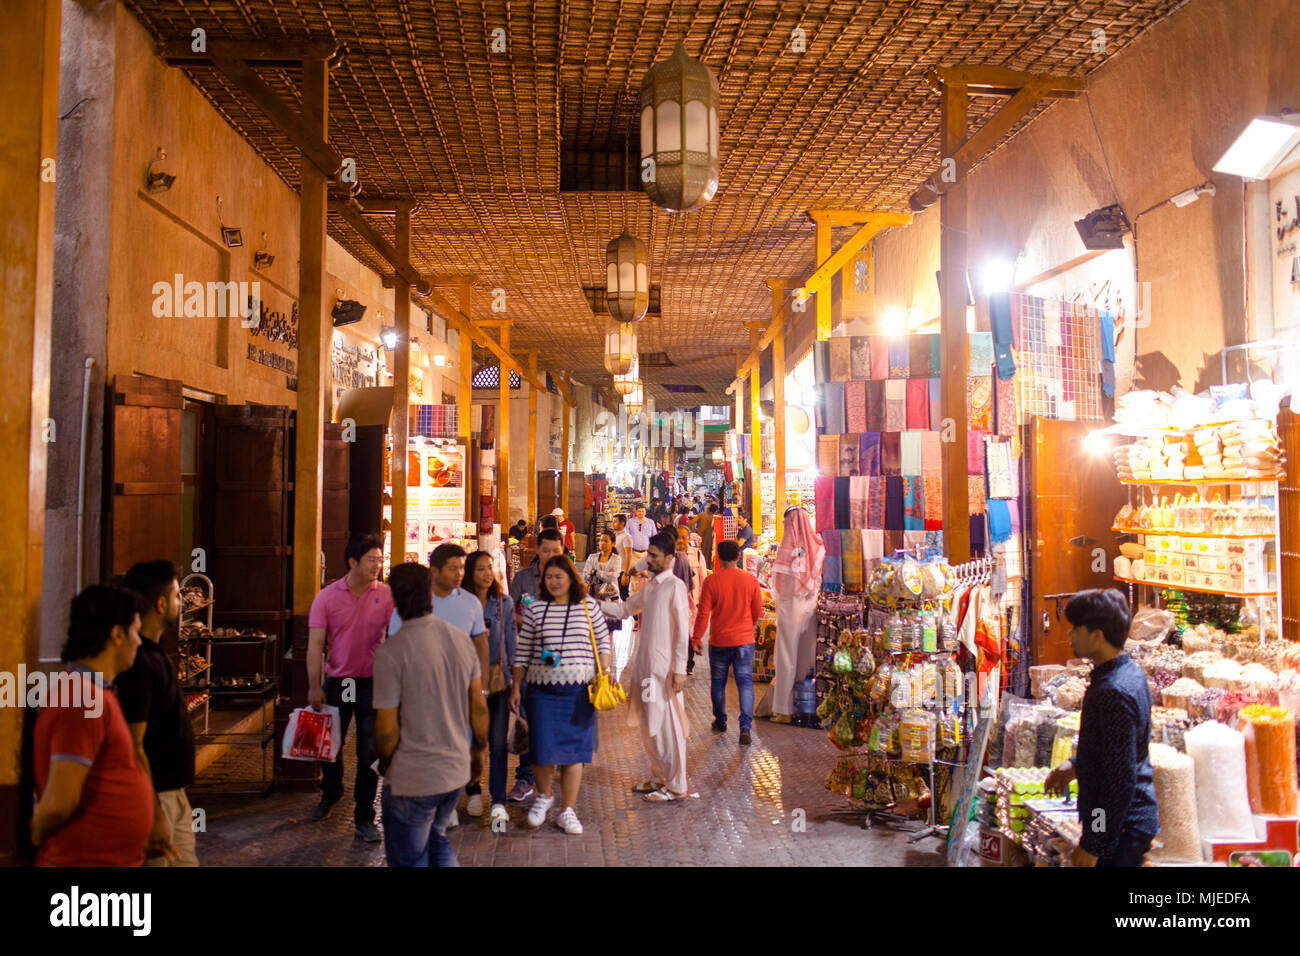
left=979, top=258, right=1016, bottom=294
left=883, top=309, right=905, bottom=336
left=1213, top=114, right=1300, bottom=180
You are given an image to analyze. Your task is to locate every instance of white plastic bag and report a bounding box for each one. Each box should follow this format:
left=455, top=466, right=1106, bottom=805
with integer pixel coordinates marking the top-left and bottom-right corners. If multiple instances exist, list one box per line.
left=281, top=705, right=343, bottom=762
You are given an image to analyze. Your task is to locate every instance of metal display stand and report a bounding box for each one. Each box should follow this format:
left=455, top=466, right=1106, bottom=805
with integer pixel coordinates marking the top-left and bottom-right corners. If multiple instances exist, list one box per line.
left=179, top=573, right=213, bottom=733
left=186, top=630, right=279, bottom=797
left=825, top=554, right=998, bottom=844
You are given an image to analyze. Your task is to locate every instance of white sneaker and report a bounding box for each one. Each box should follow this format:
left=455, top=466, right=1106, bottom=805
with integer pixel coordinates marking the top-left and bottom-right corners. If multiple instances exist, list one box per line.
left=448, top=808, right=460, bottom=829
left=466, top=793, right=483, bottom=817
left=526, top=793, right=554, bottom=828
left=556, top=806, right=584, bottom=835
left=490, top=804, right=509, bottom=827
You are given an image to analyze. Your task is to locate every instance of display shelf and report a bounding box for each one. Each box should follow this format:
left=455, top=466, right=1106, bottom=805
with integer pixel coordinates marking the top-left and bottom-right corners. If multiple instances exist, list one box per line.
left=1119, top=477, right=1281, bottom=487
left=1112, top=575, right=1276, bottom=599
left=1110, top=526, right=1272, bottom=539
left=182, top=599, right=214, bottom=616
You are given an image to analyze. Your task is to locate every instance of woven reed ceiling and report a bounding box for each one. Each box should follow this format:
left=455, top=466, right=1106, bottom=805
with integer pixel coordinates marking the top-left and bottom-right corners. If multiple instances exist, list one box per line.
left=125, top=0, right=1187, bottom=407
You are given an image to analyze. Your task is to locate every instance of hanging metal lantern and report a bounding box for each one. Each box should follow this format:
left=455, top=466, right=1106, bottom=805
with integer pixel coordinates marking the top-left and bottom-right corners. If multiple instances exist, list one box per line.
left=624, top=383, right=644, bottom=415
left=604, top=319, right=638, bottom=376
left=640, top=42, right=720, bottom=213
left=605, top=230, right=649, bottom=323
left=613, top=353, right=640, bottom=395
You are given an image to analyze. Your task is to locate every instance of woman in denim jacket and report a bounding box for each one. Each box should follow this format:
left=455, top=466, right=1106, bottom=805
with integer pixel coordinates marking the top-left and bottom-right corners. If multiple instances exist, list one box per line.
left=462, top=550, right=516, bottom=826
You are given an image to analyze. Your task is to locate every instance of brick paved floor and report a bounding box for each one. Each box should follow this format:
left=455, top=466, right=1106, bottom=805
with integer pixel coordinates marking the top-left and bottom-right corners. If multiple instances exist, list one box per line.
left=192, top=645, right=946, bottom=867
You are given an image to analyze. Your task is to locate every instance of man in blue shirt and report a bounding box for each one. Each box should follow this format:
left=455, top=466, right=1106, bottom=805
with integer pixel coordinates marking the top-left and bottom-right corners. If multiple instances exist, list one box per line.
left=626, top=503, right=656, bottom=553
left=735, top=510, right=756, bottom=552
left=1045, top=589, right=1160, bottom=867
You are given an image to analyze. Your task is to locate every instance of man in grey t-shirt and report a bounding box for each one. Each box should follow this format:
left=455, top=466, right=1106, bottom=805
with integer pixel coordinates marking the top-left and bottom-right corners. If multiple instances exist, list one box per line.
left=375, top=563, right=488, bottom=867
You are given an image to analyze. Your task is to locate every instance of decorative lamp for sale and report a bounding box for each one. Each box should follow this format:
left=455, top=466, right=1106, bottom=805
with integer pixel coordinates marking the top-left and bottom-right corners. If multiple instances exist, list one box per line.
left=640, top=42, right=720, bottom=213
left=624, top=384, right=644, bottom=415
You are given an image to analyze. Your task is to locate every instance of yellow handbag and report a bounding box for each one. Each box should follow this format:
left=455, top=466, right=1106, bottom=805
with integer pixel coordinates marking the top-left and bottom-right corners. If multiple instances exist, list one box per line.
left=583, top=600, right=625, bottom=711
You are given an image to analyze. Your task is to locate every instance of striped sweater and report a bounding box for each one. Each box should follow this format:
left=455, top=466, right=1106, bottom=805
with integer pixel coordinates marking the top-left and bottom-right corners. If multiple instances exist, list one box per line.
left=517, top=596, right=611, bottom=686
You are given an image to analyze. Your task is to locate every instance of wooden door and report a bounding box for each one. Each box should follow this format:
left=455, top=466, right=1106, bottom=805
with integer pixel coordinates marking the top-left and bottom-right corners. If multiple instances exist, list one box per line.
left=211, top=406, right=292, bottom=658
left=322, top=422, right=350, bottom=583
left=1025, top=417, right=1129, bottom=665
left=107, top=376, right=184, bottom=577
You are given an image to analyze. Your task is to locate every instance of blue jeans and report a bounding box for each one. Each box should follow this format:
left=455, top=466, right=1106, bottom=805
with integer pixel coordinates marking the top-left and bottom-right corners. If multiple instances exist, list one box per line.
left=1096, top=828, right=1156, bottom=867
left=322, top=676, right=377, bottom=825
left=466, top=689, right=511, bottom=805
left=708, top=644, right=755, bottom=731
left=515, top=696, right=534, bottom=785
left=381, top=785, right=461, bottom=867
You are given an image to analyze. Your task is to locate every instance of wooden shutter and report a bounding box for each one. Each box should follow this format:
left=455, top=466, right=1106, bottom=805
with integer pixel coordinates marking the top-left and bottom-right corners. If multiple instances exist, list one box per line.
left=1278, top=408, right=1299, bottom=640
left=107, top=376, right=184, bottom=577
left=322, top=422, right=351, bottom=582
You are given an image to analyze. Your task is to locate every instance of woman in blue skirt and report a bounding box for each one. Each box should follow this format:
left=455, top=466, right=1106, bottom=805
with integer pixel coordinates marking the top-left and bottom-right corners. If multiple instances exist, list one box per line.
left=509, top=555, right=612, bottom=835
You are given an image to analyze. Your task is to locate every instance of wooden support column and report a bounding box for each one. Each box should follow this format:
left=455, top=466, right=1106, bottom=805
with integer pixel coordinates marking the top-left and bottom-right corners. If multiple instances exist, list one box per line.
left=746, top=323, right=763, bottom=535
left=771, top=281, right=787, bottom=540
left=0, top=0, right=59, bottom=858
left=560, top=372, right=571, bottom=514
left=293, top=57, right=330, bottom=611
left=527, top=351, right=538, bottom=523
left=390, top=204, right=412, bottom=559
left=458, top=283, right=473, bottom=523
left=815, top=220, right=833, bottom=340
left=498, top=323, right=511, bottom=527
left=939, top=79, right=971, bottom=561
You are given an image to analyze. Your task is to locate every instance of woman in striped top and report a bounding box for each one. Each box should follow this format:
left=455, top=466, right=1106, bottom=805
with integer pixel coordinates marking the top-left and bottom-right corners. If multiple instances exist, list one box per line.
left=509, top=556, right=612, bottom=835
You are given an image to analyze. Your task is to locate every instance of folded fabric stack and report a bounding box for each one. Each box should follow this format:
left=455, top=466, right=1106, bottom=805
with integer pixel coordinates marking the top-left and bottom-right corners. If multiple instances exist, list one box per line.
left=1218, top=420, right=1285, bottom=478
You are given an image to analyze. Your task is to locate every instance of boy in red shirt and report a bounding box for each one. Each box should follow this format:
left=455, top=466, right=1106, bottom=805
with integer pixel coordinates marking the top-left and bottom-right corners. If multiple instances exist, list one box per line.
left=31, top=585, right=167, bottom=866
left=691, top=540, right=763, bottom=745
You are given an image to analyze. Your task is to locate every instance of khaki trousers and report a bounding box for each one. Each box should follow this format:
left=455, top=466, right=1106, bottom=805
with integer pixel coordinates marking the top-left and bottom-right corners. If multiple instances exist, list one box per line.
left=145, top=787, right=199, bottom=867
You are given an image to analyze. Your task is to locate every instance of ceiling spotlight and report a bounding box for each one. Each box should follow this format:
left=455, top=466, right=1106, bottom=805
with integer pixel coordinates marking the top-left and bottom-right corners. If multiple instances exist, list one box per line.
left=1074, top=204, right=1131, bottom=251
left=908, top=176, right=939, bottom=213
left=882, top=309, right=905, bottom=337
left=331, top=297, right=367, bottom=327
left=1213, top=114, right=1300, bottom=180
left=146, top=147, right=175, bottom=193
left=433, top=353, right=447, bottom=367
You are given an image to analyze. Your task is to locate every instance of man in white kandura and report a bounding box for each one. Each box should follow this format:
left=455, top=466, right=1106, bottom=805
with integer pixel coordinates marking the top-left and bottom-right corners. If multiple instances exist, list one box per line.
left=600, top=529, right=693, bottom=802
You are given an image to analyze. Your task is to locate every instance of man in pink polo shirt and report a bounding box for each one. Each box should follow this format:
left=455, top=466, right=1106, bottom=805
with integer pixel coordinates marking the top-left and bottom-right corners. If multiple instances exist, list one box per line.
left=306, top=532, right=393, bottom=842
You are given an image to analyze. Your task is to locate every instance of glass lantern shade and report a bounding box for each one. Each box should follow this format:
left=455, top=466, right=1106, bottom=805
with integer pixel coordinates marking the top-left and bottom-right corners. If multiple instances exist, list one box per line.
left=640, top=42, right=720, bottom=213
left=623, top=384, right=644, bottom=414
left=605, top=230, right=649, bottom=322
left=604, top=320, right=638, bottom=377
left=613, top=353, right=640, bottom=395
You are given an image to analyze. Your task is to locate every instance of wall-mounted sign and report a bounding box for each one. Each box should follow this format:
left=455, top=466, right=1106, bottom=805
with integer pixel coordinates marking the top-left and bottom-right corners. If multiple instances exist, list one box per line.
left=247, top=343, right=296, bottom=375
left=1272, top=165, right=1300, bottom=330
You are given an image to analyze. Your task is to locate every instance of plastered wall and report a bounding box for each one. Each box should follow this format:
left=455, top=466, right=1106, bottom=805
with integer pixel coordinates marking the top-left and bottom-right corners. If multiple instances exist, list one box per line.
left=873, top=0, right=1300, bottom=394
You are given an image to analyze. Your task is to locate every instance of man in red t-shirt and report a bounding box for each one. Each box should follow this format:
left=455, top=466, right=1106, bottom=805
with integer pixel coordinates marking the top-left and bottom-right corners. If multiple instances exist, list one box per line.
left=31, top=585, right=162, bottom=866
left=691, top=540, right=763, bottom=745
left=551, top=508, right=576, bottom=552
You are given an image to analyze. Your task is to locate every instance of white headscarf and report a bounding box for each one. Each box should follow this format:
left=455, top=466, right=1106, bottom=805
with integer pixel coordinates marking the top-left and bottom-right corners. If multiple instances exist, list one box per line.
left=771, top=506, right=825, bottom=601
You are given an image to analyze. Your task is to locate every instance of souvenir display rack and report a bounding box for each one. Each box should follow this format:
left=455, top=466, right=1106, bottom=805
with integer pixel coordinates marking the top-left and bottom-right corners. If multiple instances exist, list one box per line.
left=821, top=552, right=997, bottom=842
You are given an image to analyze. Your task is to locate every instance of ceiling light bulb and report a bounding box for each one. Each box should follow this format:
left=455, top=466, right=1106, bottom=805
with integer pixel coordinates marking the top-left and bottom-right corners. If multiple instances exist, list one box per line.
left=433, top=353, right=447, bottom=367
left=883, top=310, right=905, bottom=336
left=1213, top=115, right=1300, bottom=180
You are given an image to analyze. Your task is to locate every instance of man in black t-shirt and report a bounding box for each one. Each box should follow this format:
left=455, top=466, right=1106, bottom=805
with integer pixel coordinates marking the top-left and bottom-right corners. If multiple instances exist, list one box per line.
left=117, top=560, right=198, bottom=866
left=735, top=510, right=756, bottom=553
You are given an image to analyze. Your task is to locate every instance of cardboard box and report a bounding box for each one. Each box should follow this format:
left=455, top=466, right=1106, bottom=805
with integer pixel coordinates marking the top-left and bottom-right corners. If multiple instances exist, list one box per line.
left=979, top=826, right=1030, bottom=867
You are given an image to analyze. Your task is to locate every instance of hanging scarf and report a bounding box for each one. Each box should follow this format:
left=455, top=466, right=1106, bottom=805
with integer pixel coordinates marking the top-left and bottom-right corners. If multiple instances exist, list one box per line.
left=772, top=506, right=826, bottom=601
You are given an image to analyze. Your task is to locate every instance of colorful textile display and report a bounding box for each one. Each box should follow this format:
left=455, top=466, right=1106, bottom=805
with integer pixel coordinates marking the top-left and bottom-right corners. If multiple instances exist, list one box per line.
left=869, top=335, right=890, bottom=381
left=903, top=477, right=924, bottom=531
left=849, top=476, right=869, bottom=528
left=910, top=335, right=933, bottom=378
left=985, top=437, right=1015, bottom=499
left=906, top=377, right=930, bottom=429
left=838, top=435, right=860, bottom=477
left=859, top=432, right=881, bottom=476
left=866, top=380, right=886, bottom=432
left=969, top=331, right=994, bottom=375
left=817, top=434, right=839, bottom=475
left=885, top=476, right=904, bottom=530
left=885, top=378, right=906, bottom=430
left=967, top=429, right=987, bottom=475
left=824, top=381, right=847, bottom=433
left=814, top=476, right=835, bottom=534
left=829, top=336, right=852, bottom=381
left=881, top=431, right=901, bottom=475
left=846, top=380, right=868, bottom=433
left=900, top=430, right=923, bottom=476
left=841, top=529, right=864, bottom=593
left=888, top=339, right=909, bottom=378
left=929, top=378, right=941, bottom=429
left=967, top=375, right=993, bottom=431
left=851, top=336, right=872, bottom=380
left=833, top=476, right=852, bottom=528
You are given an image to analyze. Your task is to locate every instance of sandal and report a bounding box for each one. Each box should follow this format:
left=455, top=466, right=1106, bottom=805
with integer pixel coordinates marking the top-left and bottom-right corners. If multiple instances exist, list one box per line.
left=644, top=787, right=685, bottom=802
left=632, top=780, right=662, bottom=794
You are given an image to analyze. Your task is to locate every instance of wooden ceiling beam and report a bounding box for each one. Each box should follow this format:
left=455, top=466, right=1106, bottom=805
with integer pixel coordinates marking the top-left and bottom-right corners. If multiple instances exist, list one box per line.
left=798, top=212, right=912, bottom=299
left=208, top=53, right=342, bottom=179
left=928, top=66, right=1084, bottom=98
left=351, top=196, right=420, bottom=216
left=335, top=201, right=432, bottom=296
left=160, top=39, right=340, bottom=64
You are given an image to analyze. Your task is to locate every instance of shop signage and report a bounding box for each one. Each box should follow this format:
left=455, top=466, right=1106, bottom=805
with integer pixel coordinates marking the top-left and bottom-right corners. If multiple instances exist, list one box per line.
left=247, top=343, right=296, bottom=375
left=1270, top=165, right=1300, bottom=329
left=331, top=340, right=378, bottom=390
left=246, top=296, right=299, bottom=348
